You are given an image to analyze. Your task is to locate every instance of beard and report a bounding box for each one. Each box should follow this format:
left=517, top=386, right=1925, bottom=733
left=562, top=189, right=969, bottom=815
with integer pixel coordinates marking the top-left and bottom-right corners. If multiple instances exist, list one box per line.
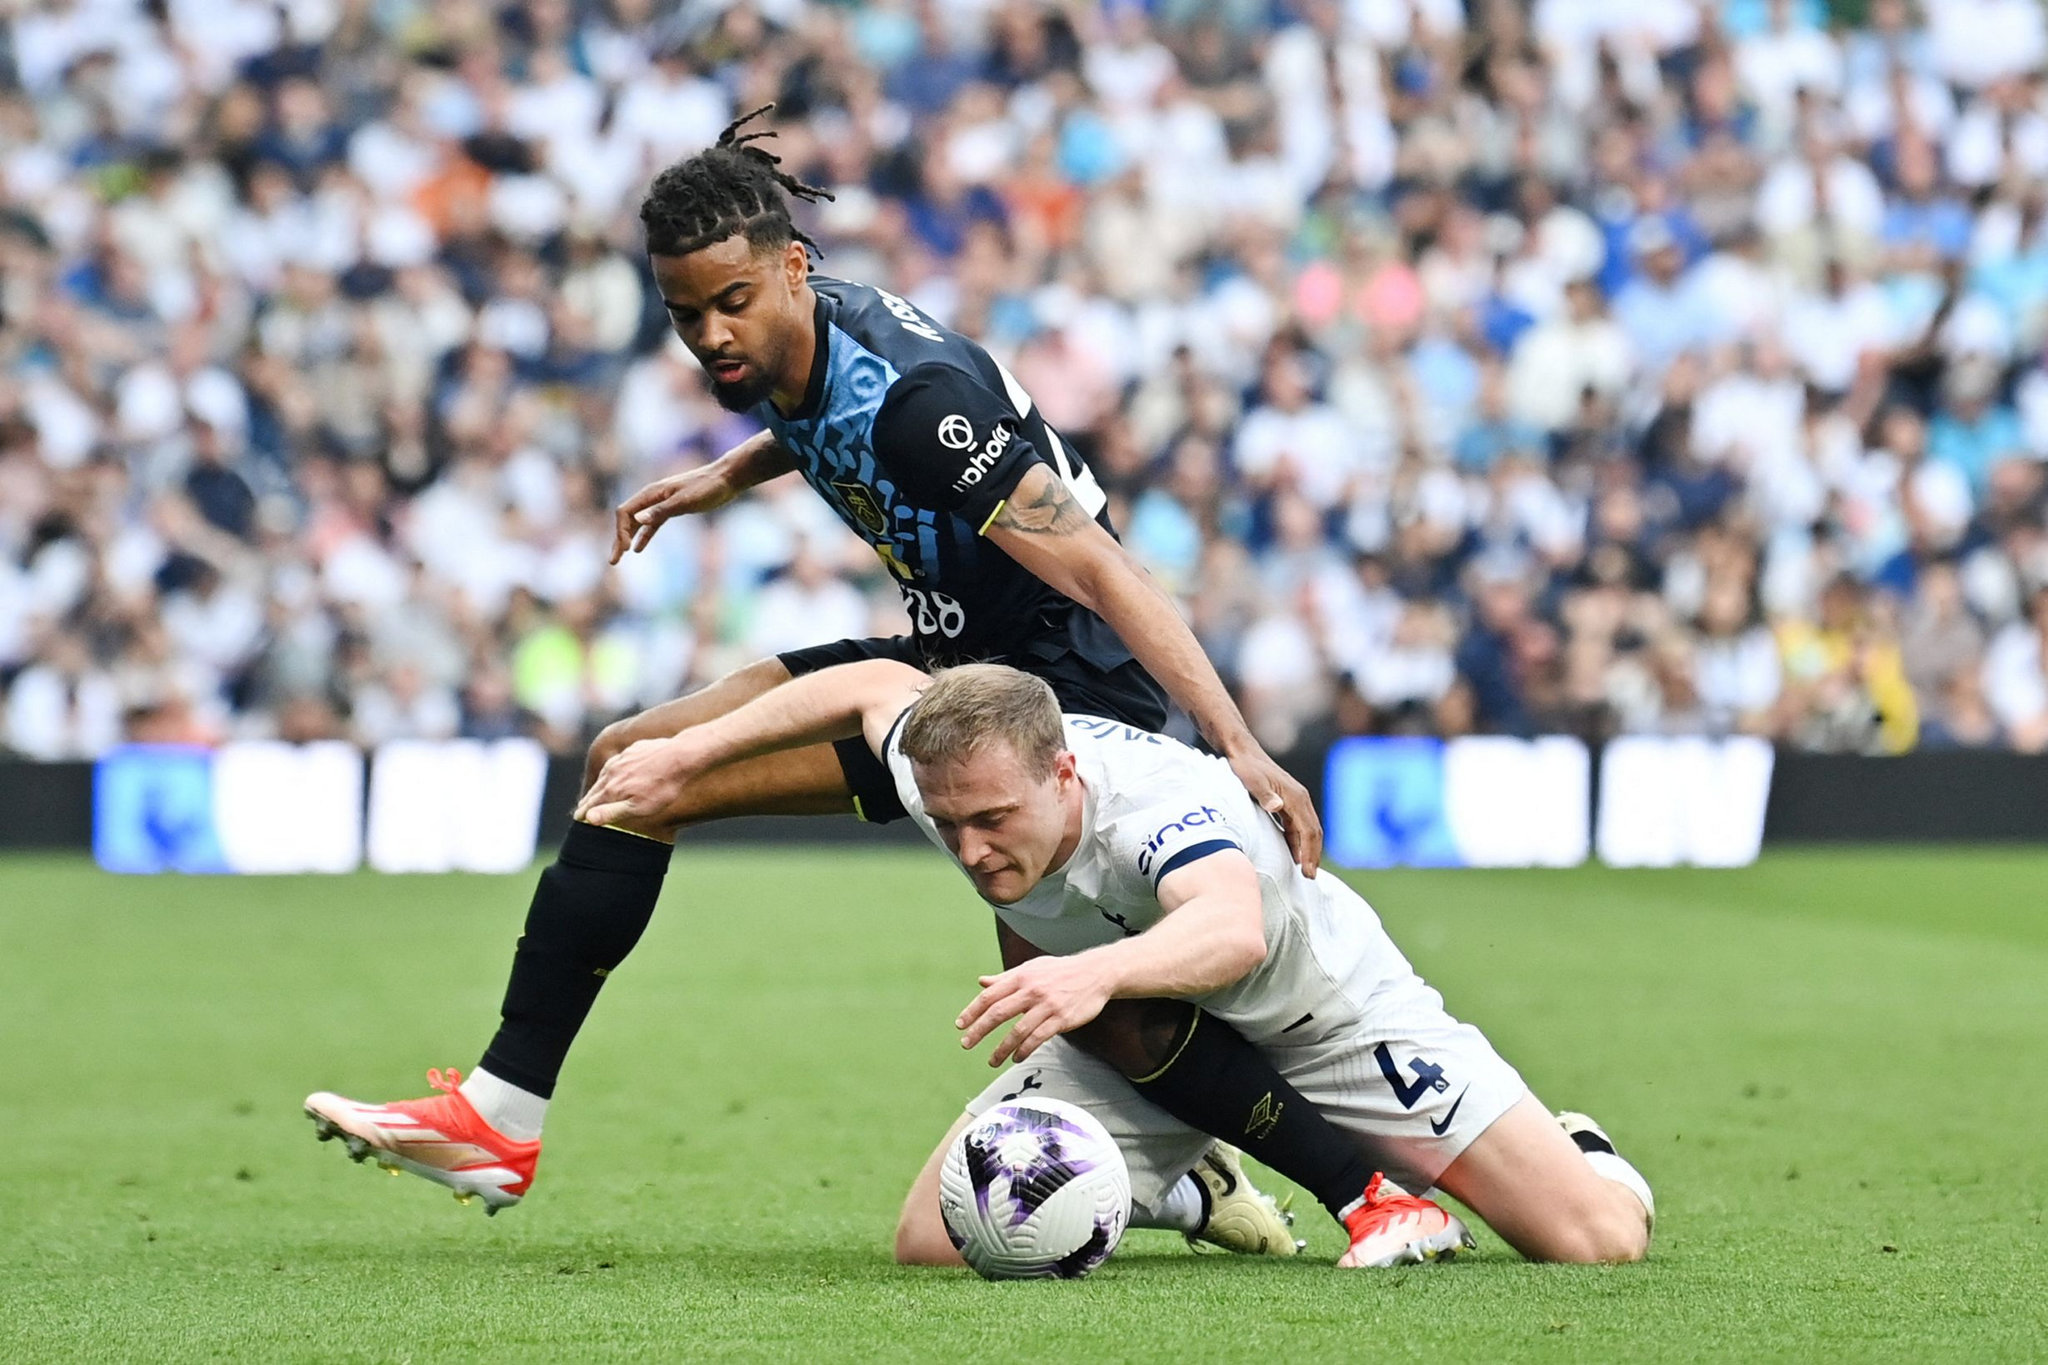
left=708, top=367, right=776, bottom=413
left=703, top=340, right=781, bottom=413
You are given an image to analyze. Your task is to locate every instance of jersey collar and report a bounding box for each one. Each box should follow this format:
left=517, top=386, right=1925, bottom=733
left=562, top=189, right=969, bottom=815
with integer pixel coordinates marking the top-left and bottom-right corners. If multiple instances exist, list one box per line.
left=1026, top=761, right=1097, bottom=891
left=1057, top=767, right=1097, bottom=878
left=776, top=289, right=833, bottom=424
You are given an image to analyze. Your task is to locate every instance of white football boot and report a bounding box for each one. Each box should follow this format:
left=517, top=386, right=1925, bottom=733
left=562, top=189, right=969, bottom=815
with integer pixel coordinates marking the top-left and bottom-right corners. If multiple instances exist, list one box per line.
left=1184, top=1144, right=1304, bottom=1256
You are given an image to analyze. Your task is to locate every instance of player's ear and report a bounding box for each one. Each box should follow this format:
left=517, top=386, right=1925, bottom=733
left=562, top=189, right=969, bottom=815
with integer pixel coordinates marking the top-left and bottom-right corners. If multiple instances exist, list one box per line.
left=783, top=239, right=808, bottom=292
left=1053, top=750, right=1077, bottom=789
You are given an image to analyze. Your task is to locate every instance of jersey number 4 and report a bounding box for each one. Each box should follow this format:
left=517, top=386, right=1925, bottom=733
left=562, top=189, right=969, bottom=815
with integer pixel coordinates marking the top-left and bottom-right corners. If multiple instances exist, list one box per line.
left=903, top=587, right=966, bottom=638
left=1374, top=1042, right=1450, bottom=1110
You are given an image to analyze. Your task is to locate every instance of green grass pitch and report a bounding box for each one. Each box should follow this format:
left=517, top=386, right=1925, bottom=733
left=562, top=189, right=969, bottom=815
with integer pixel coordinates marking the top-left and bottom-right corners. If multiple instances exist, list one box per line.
left=2, top=847, right=2043, bottom=1361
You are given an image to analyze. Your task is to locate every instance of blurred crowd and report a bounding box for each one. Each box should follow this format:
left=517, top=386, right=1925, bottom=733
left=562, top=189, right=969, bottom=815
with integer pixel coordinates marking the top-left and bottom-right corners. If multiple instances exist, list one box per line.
left=6, top=0, right=2048, bottom=763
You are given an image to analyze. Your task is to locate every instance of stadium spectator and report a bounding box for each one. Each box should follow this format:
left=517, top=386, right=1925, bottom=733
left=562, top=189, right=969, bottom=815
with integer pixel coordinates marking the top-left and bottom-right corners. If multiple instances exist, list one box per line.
left=1776, top=573, right=1919, bottom=753
left=1693, top=577, right=1782, bottom=736
left=3, top=0, right=2046, bottom=766
left=1981, top=585, right=2048, bottom=752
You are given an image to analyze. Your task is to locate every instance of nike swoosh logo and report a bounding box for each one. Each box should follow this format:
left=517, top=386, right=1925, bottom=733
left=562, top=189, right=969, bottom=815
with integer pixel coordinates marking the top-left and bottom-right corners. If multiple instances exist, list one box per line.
left=1429, top=1088, right=1470, bottom=1137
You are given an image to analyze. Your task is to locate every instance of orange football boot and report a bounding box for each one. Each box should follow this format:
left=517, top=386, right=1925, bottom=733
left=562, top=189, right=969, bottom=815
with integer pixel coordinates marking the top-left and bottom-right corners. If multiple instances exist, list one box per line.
left=1337, top=1173, right=1475, bottom=1267
left=305, top=1068, right=539, bottom=1214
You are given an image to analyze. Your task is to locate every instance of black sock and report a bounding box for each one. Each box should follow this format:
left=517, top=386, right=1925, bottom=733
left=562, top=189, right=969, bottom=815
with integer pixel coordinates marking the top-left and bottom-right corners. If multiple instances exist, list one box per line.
left=1129, top=1009, right=1377, bottom=1227
left=477, top=823, right=671, bottom=1098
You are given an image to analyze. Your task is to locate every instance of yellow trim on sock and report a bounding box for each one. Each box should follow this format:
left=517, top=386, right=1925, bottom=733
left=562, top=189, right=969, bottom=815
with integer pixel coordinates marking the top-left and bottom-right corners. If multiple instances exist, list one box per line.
left=977, top=500, right=1006, bottom=536
left=852, top=795, right=868, bottom=823
left=1130, top=1010, right=1199, bottom=1085
left=595, top=823, right=672, bottom=845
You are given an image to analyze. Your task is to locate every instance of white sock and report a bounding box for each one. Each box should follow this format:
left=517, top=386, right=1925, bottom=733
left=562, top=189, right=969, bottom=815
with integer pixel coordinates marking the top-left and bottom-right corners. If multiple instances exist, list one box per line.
left=1131, top=1173, right=1207, bottom=1234
left=459, top=1067, right=548, bottom=1142
left=1583, top=1150, right=1655, bottom=1228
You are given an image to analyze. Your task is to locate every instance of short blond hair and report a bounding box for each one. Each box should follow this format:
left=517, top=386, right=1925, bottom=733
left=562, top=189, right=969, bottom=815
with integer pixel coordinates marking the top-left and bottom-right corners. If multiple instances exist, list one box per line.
left=898, top=664, right=1064, bottom=779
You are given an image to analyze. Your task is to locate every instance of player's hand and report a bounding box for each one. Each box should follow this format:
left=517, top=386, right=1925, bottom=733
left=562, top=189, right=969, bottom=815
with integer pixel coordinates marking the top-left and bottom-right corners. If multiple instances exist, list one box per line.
left=1227, top=746, right=1323, bottom=877
left=956, top=955, right=1114, bottom=1068
left=610, top=466, right=735, bottom=563
left=574, top=736, right=702, bottom=829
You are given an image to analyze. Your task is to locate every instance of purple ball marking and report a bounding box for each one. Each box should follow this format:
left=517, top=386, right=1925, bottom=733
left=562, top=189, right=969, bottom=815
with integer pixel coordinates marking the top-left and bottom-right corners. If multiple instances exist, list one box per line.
left=1051, top=1213, right=1119, bottom=1279
left=962, top=1104, right=1114, bottom=1231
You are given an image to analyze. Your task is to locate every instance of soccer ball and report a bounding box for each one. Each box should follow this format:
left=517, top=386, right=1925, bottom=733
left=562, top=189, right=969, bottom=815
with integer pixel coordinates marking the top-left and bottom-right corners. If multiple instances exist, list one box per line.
left=938, top=1097, right=1131, bottom=1280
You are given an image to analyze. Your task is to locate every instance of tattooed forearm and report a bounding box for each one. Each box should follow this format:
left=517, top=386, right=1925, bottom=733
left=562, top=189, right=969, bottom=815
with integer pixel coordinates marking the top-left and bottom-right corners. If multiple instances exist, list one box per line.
left=992, top=464, right=1091, bottom=536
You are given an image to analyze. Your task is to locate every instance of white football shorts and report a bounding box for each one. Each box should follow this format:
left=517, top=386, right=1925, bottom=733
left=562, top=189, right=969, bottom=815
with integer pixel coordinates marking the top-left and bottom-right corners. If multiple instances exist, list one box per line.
left=960, top=973, right=1529, bottom=1208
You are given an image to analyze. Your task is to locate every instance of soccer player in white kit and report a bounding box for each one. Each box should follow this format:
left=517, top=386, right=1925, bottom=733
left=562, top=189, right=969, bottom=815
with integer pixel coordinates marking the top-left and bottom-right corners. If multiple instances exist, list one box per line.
left=580, top=662, right=1656, bottom=1267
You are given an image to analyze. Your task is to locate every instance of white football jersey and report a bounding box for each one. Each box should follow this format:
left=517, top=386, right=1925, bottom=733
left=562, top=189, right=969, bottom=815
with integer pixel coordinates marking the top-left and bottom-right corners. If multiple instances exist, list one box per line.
left=885, top=714, right=1417, bottom=1046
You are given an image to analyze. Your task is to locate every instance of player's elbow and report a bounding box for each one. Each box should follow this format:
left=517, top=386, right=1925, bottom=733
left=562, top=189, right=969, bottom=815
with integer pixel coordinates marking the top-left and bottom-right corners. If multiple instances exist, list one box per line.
left=852, top=659, right=933, bottom=697
left=1056, top=538, right=1131, bottom=613
left=850, top=659, right=932, bottom=716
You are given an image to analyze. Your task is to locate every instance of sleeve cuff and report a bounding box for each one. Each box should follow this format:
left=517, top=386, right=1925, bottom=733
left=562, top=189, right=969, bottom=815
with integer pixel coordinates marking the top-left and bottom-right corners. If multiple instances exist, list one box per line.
left=1152, top=838, right=1240, bottom=888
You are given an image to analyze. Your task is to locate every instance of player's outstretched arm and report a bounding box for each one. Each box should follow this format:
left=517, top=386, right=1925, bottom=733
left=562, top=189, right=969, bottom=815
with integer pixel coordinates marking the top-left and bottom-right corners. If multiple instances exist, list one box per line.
left=956, top=850, right=1267, bottom=1066
left=609, top=430, right=798, bottom=563
left=574, top=659, right=926, bottom=827
left=983, top=466, right=1324, bottom=874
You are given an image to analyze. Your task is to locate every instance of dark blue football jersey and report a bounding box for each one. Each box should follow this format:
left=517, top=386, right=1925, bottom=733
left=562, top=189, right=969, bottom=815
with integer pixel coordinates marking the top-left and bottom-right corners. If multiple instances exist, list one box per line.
left=751, top=275, right=1131, bottom=672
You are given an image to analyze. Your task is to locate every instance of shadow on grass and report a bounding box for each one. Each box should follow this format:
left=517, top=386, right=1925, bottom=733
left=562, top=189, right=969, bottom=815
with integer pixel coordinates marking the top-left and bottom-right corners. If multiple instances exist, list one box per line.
left=275, top=1233, right=1542, bottom=1291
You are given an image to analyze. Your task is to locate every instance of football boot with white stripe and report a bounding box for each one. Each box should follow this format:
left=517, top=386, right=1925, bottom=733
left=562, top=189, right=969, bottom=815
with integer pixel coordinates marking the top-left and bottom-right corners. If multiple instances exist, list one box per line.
left=1337, top=1173, right=1475, bottom=1268
left=304, top=1068, right=538, bottom=1214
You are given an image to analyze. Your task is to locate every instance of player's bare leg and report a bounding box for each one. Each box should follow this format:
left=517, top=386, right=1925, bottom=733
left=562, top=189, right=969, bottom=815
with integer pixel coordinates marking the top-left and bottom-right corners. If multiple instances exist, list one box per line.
left=895, top=1113, right=974, bottom=1266
left=1431, top=1094, right=1652, bottom=1263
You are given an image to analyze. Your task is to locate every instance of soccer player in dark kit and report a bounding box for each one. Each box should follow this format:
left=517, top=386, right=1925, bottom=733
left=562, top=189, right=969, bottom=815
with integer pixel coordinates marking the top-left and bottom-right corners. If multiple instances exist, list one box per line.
left=307, top=110, right=1407, bottom=1263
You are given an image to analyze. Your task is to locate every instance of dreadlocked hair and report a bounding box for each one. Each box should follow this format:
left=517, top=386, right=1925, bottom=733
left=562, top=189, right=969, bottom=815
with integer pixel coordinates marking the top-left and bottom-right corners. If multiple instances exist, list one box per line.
left=640, top=104, right=834, bottom=260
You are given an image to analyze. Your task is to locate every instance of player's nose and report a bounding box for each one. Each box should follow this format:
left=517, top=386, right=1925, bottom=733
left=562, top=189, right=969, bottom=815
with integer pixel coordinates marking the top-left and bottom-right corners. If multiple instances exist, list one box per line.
left=958, top=832, right=997, bottom=871
left=693, top=317, right=729, bottom=353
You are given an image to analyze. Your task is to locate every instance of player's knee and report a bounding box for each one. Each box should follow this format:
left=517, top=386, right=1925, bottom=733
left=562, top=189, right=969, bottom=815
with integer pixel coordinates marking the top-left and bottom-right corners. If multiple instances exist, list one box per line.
left=893, top=1208, right=963, bottom=1267
left=1539, top=1196, right=1649, bottom=1264
left=1605, top=1219, right=1650, bottom=1263
left=1596, top=1191, right=1652, bottom=1262
left=583, top=717, right=639, bottom=789
left=891, top=1226, right=948, bottom=1267
left=1570, top=1211, right=1648, bottom=1265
